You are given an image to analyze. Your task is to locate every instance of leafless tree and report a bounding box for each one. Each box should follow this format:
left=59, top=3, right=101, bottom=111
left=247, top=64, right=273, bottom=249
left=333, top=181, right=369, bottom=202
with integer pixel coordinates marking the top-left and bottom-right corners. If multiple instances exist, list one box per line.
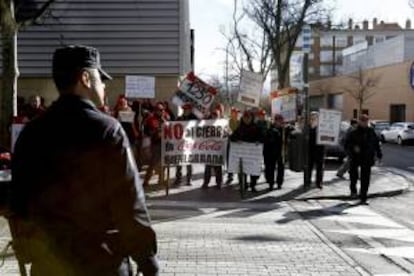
left=226, top=0, right=330, bottom=90
left=342, top=67, right=381, bottom=116
left=0, top=0, right=56, bottom=147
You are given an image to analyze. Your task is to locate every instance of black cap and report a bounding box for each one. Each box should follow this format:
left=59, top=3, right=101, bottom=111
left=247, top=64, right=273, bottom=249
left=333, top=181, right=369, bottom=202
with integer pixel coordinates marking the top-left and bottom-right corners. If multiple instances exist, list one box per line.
left=52, top=45, right=112, bottom=80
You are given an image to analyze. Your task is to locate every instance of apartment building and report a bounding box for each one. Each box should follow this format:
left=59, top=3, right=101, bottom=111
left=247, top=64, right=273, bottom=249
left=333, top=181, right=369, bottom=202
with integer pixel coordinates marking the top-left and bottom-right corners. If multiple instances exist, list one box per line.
left=309, top=30, right=414, bottom=122
left=0, top=0, right=191, bottom=106
left=299, top=18, right=414, bottom=80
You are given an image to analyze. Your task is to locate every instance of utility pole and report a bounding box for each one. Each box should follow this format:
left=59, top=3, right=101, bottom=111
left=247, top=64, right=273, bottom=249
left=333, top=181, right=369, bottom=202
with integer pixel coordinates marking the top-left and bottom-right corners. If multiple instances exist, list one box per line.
left=302, top=25, right=311, bottom=188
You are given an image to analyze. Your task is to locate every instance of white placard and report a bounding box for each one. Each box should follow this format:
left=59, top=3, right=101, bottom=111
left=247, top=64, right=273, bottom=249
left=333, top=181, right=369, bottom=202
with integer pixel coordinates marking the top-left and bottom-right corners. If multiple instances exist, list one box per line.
left=161, top=119, right=229, bottom=166
left=237, top=70, right=263, bottom=107
left=289, top=52, right=304, bottom=89
left=271, top=92, right=297, bottom=122
left=125, top=75, right=155, bottom=99
left=172, top=72, right=217, bottom=119
left=317, top=108, right=342, bottom=146
left=11, top=124, right=25, bottom=152
left=118, top=111, right=135, bottom=123
left=228, top=142, right=263, bottom=176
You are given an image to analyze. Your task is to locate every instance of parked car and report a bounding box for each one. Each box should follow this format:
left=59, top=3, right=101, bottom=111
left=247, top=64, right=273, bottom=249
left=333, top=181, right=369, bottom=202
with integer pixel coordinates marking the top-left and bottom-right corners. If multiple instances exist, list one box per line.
left=380, top=122, right=414, bottom=145
left=325, top=121, right=350, bottom=161
left=370, top=120, right=390, bottom=140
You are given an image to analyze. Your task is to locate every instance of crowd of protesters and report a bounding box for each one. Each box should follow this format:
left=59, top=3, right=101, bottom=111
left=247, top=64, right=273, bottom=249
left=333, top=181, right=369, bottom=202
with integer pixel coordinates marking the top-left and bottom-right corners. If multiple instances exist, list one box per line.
left=14, top=92, right=382, bottom=204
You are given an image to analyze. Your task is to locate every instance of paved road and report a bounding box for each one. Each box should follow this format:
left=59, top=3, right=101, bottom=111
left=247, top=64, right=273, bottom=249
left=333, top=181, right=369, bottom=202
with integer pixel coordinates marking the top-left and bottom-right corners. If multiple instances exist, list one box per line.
left=381, top=143, right=414, bottom=171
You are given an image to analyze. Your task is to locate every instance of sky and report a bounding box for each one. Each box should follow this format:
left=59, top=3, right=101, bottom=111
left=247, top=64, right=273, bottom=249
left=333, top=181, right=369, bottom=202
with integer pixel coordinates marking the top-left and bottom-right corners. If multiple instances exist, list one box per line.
left=189, top=0, right=414, bottom=79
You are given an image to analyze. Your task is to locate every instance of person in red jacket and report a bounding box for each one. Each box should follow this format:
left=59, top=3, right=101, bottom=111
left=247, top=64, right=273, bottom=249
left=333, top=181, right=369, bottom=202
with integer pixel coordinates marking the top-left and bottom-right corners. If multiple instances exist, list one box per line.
left=143, top=102, right=168, bottom=186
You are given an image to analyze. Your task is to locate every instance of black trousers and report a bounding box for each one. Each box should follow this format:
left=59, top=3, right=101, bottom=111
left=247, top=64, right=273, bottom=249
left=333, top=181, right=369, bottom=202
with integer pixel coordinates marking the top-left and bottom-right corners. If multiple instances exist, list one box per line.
left=238, top=174, right=259, bottom=189
left=143, top=143, right=162, bottom=185
left=264, top=156, right=284, bottom=187
left=175, top=165, right=192, bottom=182
left=203, top=165, right=223, bottom=186
left=305, top=151, right=324, bottom=186
left=349, top=161, right=372, bottom=202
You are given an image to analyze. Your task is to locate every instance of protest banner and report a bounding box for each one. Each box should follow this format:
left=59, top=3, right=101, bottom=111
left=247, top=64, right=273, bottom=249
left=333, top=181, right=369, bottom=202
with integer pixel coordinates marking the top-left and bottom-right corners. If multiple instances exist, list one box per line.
left=172, top=72, right=217, bottom=119
left=161, top=119, right=229, bottom=166
left=317, top=108, right=342, bottom=146
left=228, top=142, right=263, bottom=176
left=270, top=88, right=297, bottom=122
left=125, top=75, right=155, bottom=99
left=237, top=70, right=263, bottom=107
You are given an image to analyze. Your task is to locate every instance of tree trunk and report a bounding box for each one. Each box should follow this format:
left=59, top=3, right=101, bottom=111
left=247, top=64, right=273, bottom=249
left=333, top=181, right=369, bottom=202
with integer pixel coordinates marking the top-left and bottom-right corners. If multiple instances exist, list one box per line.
left=0, top=0, right=19, bottom=149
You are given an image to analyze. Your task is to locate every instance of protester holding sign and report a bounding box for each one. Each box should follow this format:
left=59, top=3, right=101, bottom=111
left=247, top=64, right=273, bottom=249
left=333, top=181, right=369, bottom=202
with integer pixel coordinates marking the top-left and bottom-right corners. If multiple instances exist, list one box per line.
left=174, top=103, right=198, bottom=186
left=113, top=94, right=137, bottom=145
left=143, top=102, right=169, bottom=187
left=263, top=114, right=286, bottom=190
left=230, top=110, right=262, bottom=193
left=202, top=110, right=224, bottom=189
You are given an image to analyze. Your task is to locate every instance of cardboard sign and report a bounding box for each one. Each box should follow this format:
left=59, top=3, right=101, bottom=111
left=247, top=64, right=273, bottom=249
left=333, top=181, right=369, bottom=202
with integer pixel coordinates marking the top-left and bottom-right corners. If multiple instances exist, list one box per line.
left=11, top=124, right=25, bottom=152
left=228, top=142, right=263, bottom=176
left=118, top=111, right=135, bottom=123
left=237, top=70, right=263, bottom=107
left=172, top=72, right=217, bottom=119
left=125, top=75, right=155, bottom=99
left=161, top=119, right=229, bottom=166
left=317, top=108, right=342, bottom=146
left=270, top=89, right=297, bottom=122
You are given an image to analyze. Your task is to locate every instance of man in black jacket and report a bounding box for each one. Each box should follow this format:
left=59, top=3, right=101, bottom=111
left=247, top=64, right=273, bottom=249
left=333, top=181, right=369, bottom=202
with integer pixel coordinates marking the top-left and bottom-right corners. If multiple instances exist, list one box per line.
left=263, top=114, right=286, bottom=190
left=345, top=114, right=382, bottom=204
left=10, top=45, right=158, bottom=276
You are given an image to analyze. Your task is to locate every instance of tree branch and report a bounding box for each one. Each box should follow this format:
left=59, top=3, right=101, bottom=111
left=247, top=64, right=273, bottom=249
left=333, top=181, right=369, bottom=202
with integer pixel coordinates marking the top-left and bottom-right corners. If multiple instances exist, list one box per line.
left=17, top=0, right=56, bottom=28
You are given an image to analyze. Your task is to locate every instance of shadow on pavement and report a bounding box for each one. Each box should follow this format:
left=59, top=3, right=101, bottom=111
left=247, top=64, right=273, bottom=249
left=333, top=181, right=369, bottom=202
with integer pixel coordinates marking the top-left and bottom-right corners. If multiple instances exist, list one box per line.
left=275, top=202, right=357, bottom=224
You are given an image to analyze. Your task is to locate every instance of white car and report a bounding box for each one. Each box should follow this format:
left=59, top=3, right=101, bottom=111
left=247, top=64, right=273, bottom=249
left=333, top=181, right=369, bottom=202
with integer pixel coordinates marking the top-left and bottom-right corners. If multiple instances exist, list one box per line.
left=380, top=122, right=414, bottom=145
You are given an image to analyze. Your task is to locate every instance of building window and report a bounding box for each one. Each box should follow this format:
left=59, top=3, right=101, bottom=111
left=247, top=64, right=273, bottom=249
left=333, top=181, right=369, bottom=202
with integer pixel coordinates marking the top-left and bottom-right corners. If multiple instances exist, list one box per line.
left=320, top=65, right=332, bottom=76
left=390, top=104, right=406, bottom=122
left=362, top=109, right=369, bottom=115
left=335, top=36, right=348, bottom=47
left=320, top=35, right=333, bottom=47
left=327, top=94, right=343, bottom=109
left=353, top=109, right=358, bottom=118
left=320, top=50, right=333, bottom=62
left=353, top=35, right=366, bottom=45
left=375, top=36, right=385, bottom=44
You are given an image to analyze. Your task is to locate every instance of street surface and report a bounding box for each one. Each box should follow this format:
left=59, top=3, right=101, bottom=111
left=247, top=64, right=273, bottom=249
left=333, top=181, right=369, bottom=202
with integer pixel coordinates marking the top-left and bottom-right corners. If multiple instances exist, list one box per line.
left=0, top=143, right=413, bottom=275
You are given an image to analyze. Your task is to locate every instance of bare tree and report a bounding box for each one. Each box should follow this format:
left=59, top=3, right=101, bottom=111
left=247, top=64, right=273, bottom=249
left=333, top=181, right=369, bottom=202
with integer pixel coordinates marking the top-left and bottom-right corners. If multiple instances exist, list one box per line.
left=0, top=0, right=56, bottom=147
left=342, top=67, right=381, bottom=116
left=227, top=0, right=330, bottom=89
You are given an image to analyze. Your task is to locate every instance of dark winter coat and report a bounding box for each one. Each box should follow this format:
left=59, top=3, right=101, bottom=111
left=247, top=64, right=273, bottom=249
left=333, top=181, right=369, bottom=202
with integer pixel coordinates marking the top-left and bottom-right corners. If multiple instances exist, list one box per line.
left=230, top=120, right=261, bottom=143
left=345, top=125, right=382, bottom=166
left=10, top=95, right=157, bottom=275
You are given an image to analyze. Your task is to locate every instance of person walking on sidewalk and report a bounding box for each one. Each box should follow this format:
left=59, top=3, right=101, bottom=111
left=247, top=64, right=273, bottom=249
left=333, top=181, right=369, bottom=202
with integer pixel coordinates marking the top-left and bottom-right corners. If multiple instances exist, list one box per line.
left=263, top=114, right=285, bottom=190
left=230, top=110, right=262, bottom=192
left=306, top=111, right=325, bottom=189
left=9, top=45, right=158, bottom=275
left=345, top=114, right=382, bottom=204
left=336, top=118, right=358, bottom=178
left=174, top=103, right=198, bottom=186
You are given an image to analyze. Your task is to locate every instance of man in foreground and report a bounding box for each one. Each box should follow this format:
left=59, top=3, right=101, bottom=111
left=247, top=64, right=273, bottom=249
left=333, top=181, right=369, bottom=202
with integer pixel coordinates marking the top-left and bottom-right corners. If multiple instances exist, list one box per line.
left=10, top=45, right=158, bottom=275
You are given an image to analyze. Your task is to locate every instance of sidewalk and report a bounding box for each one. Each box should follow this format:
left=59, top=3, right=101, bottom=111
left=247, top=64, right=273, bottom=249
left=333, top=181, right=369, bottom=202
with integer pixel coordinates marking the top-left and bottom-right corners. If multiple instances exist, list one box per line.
left=144, top=165, right=412, bottom=204
left=0, top=165, right=411, bottom=275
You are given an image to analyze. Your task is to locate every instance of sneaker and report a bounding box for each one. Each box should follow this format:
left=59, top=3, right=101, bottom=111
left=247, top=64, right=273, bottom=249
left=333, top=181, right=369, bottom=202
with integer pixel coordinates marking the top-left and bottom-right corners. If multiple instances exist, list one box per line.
left=251, top=186, right=258, bottom=193
left=350, top=192, right=358, bottom=199
left=186, top=181, right=192, bottom=186
left=316, top=183, right=323, bottom=189
left=201, top=183, right=208, bottom=189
